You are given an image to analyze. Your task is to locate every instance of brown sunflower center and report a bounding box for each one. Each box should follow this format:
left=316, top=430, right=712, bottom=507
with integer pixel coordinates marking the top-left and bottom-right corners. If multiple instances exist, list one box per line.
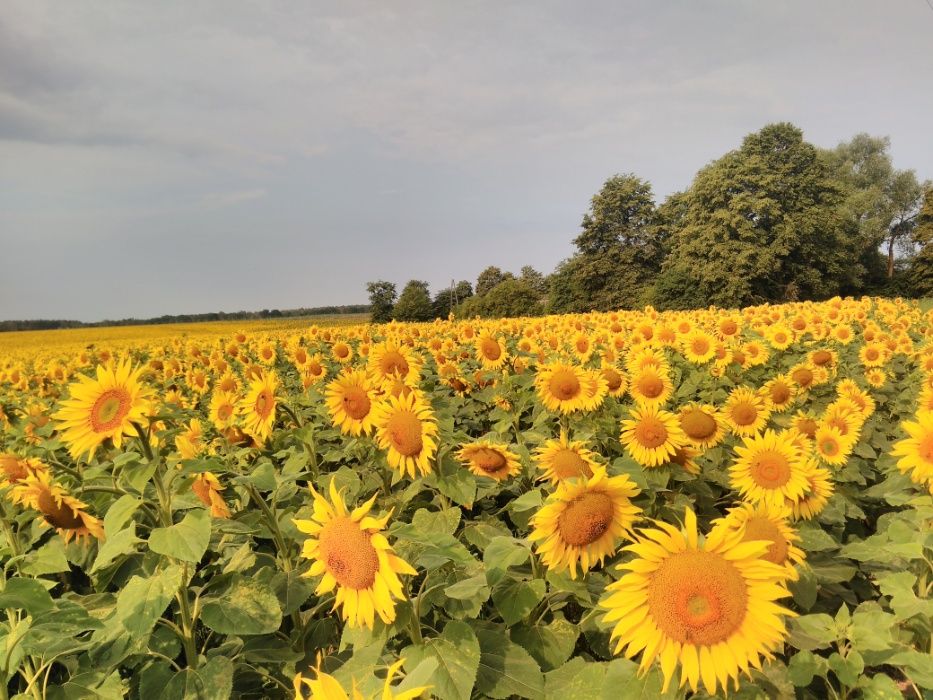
left=647, top=550, right=748, bottom=645
left=751, top=450, right=791, bottom=488
left=820, top=437, right=840, bottom=456
left=35, top=489, right=85, bottom=530
left=380, top=351, right=409, bottom=378
left=792, top=367, right=814, bottom=387
left=730, top=402, right=758, bottom=426
left=90, top=388, right=131, bottom=433
left=681, top=410, right=716, bottom=440
left=217, top=403, right=233, bottom=421
left=0, top=455, right=26, bottom=483
left=770, top=383, right=791, bottom=404
left=742, top=515, right=789, bottom=566
left=308, top=361, right=324, bottom=377
left=796, top=418, right=818, bottom=438
left=318, top=516, right=379, bottom=590
left=548, top=369, right=581, bottom=401
left=919, top=434, right=933, bottom=463
left=601, top=368, right=623, bottom=392
left=551, top=447, right=593, bottom=480
left=480, top=338, right=502, bottom=361
left=691, top=338, right=710, bottom=354
left=470, top=447, right=508, bottom=474
left=636, top=374, right=664, bottom=399
left=254, top=389, right=274, bottom=419
left=720, top=320, right=738, bottom=336
left=558, top=491, right=614, bottom=546
left=386, top=410, right=423, bottom=456
left=865, top=348, right=879, bottom=361
left=634, top=415, right=669, bottom=449
left=341, top=386, right=371, bottom=420
left=334, top=343, right=350, bottom=358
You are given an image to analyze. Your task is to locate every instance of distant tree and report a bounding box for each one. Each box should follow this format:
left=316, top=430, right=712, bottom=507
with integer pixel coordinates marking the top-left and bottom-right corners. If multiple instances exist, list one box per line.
left=519, top=266, right=548, bottom=297
left=366, top=281, right=397, bottom=323
left=657, top=123, right=856, bottom=309
left=432, top=280, right=473, bottom=319
left=458, top=279, right=542, bottom=318
left=475, top=266, right=513, bottom=296
left=885, top=171, right=925, bottom=277
left=908, top=188, right=933, bottom=296
left=547, top=257, right=588, bottom=314
left=393, top=280, right=433, bottom=322
left=568, top=174, right=663, bottom=310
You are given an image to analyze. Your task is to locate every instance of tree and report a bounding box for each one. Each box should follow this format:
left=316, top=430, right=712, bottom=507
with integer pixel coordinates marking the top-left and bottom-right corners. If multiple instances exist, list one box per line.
left=568, top=174, right=664, bottom=311
left=656, top=123, right=857, bottom=309
left=432, top=280, right=473, bottom=319
left=392, top=280, right=433, bottom=322
left=458, top=279, right=543, bottom=318
left=366, top=281, right=397, bottom=324
left=519, top=266, right=548, bottom=296
left=908, top=188, right=933, bottom=296
left=475, top=266, right=513, bottom=296
left=546, top=257, right=588, bottom=314
left=885, top=170, right=925, bottom=277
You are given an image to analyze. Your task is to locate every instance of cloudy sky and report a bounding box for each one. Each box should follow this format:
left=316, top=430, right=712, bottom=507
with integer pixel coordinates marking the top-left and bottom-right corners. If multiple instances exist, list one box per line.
left=2, top=1, right=931, bottom=321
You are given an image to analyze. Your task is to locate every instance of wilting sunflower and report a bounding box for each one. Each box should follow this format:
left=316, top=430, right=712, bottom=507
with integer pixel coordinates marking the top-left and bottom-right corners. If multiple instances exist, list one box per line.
left=723, top=386, right=770, bottom=437
left=891, top=410, right=933, bottom=490
left=730, top=430, right=809, bottom=508
left=529, top=466, right=641, bottom=579
left=53, top=360, right=152, bottom=461
left=457, top=440, right=521, bottom=481
left=192, top=472, right=231, bottom=518
left=209, top=390, right=238, bottom=431
left=620, top=404, right=687, bottom=468
left=373, top=391, right=438, bottom=478
left=600, top=509, right=795, bottom=696
left=787, top=459, right=833, bottom=520
left=295, top=481, right=416, bottom=629
left=325, top=370, right=377, bottom=436
left=476, top=333, right=508, bottom=371
left=294, top=659, right=428, bottom=700
left=534, top=430, right=600, bottom=484
left=534, top=362, right=591, bottom=414
left=710, top=502, right=805, bottom=580
left=10, top=470, right=104, bottom=543
left=677, top=403, right=725, bottom=450
left=237, top=370, right=279, bottom=445
left=628, top=366, right=673, bottom=407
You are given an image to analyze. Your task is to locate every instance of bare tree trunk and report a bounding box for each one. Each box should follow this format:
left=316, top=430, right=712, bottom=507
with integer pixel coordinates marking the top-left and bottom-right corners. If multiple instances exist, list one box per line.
left=887, top=238, right=895, bottom=278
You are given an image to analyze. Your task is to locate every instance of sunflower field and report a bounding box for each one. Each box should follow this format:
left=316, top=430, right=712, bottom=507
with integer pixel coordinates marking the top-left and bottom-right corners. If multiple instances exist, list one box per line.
left=0, top=297, right=931, bottom=700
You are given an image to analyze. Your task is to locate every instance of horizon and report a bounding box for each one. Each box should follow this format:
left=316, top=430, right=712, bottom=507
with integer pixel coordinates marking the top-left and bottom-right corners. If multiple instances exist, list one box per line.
left=3, top=1, right=932, bottom=322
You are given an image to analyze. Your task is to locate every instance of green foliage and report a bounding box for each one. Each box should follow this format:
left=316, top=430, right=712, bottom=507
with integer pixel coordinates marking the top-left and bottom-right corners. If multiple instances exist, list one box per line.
left=457, top=279, right=543, bottom=318
left=392, top=280, right=433, bottom=322
left=475, top=266, right=514, bottom=297
left=366, top=280, right=397, bottom=323
left=659, top=123, right=858, bottom=309
left=433, top=281, right=473, bottom=319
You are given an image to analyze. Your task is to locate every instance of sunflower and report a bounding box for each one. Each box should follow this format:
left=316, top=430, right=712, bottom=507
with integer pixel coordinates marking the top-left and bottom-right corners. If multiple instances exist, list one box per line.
left=476, top=333, right=508, bottom=371
left=373, top=391, right=438, bottom=478
left=600, top=508, right=795, bottom=695
left=761, top=374, right=796, bottom=413
left=529, top=466, right=641, bottom=579
left=667, top=446, right=701, bottom=475
left=710, top=502, right=805, bottom=580
left=620, top=404, right=687, bottom=468
left=787, top=459, right=834, bottom=520
left=628, top=366, right=673, bottom=407
left=677, top=403, right=725, bottom=450
left=858, top=342, right=887, bottom=368
left=730, top=430, right=809, bottom=508
left=813, top=425, right=851, bottom=467
left=368, top=342, right=422, bottom=391
left=723, top=386, right=770, bottom=437
left=534, top=430, right=600, bottom=484
left=331, top=341, right=354, bottom=365
left=174, top=419, right=205, bottom=460
left=192, top=472, right=231, bottom=518
left=237, top=370, right=279, bottom=445
left=600, top=362, right=627, bottom=398
left=10, top=470, right=104, bottom=543
left=891, top=410, right=933, bottom=490
left=682, top=330, right=716, bottom=364
left=0, top=455, right=48, bottom=488
left=294, top=481, right=416, bottom=629
left=53, top=360, right=152, bottom=461
left=457, top=440, right=521, bottom=481
left=294, top=659, right=428, bottom=700
left=534, top=362, right=590, bottom=414
left=865, top=368, right=886, bottom=388
left=209, top=390, right=239, bottom=431
left=325, top=370, right=377, bottom=437
left=302, top=354, right=328, bottom=389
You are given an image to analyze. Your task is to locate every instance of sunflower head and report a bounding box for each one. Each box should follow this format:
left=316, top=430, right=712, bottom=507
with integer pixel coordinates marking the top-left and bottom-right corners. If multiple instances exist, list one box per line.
left=373, top=391, right=438, bottom=479
left=457, top=440, right=521, bottom=481
left=534, top=430, right=600, bottom=485
left=730, top=429, right=809, bottom=508
left=620, top=404, right=687, bottom=468
left=10, top=470, right=104, bottom=544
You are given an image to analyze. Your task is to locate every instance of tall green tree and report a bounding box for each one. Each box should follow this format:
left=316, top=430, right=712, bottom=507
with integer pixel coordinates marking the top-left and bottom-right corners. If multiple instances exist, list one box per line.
left=908, top=188, right=933, bottom=296
left=519, top=266, right=548, bottom=296
left=432, top=280, right=473, bottom=318
left=475, top=266, right=513, bottom=296
left=392, top=280, right=433, bottom=322
left=568, top=174, right=663, bottom=311
left=656, top=123, right=856, bottom=309
left=458, top=279, right=543, bottom=318
left=366, top=280, right=397, bottom=323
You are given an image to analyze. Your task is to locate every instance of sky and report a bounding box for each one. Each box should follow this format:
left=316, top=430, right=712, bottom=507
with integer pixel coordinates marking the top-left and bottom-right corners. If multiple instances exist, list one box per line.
left=2, top=1, right=932, bottom=322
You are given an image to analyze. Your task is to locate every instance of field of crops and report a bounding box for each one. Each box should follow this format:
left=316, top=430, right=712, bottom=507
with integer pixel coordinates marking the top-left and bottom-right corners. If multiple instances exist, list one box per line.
left=0, top=298, right=931, bottom=699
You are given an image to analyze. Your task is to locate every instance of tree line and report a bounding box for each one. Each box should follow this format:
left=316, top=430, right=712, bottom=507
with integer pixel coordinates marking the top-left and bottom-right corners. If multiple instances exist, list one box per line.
left=368, top=122, right=933, bottom=321
left=0, top=305, right=371, bottom=333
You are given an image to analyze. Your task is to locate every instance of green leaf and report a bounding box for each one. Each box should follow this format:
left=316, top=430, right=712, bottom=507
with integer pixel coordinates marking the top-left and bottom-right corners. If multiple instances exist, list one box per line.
left=510, top=618, right=579, bottom=672
left=0, top=578, right=54, bottom=615
left=200, top=575, right=283, bottom=635
left=876, top=571, right=933, bottom=620
left=789, top=568, right=818, bottom=611
left=851, top=609, right=897, bottom=652
left=403, top=621, right=480, bottom=700
left=787, top=650, right=820, bottom=687
left=484, top=536, right=531, bottom=580
left=858, top=673, right=904, bottom=700
left=271, top=569, right=315, bottom=616
left=20, top=538, right=70, bottom=576
left=413, top=506, right=461, bottom=536
left=148, top=509, right=211, bottom=563
left=545, top=657, right=606, bottom=698
left=601, top=657, right=673, bottom=699
left=111, top=564, right=184, bottom=637
left=491, top=577, right=546, bottom=626
left=445, top=574, right=490, bottom=602
left=90, top=524, right=142, bottom=574
left=827, top=650, right=863, bottom=687
left=797, top=524, right=839, bottom=552
left=473, top=624, right=544, bottom=699
left=103, top=494, right=142, bottom=536
left=48, top=670, right=126, bottom=699
left=788, top=614, right=836, bottom=651
left=160, top=656, right=233, bottom=700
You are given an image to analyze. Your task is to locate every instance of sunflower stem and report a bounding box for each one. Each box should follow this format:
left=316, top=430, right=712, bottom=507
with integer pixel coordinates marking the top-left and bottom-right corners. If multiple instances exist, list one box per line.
left=246, top=483, right=294, bottom=573
left=0, top=501, right=21, bottom=561
left=176, top=562, right=199, bottom=669
left=281, top=403, right=303, bottom=429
